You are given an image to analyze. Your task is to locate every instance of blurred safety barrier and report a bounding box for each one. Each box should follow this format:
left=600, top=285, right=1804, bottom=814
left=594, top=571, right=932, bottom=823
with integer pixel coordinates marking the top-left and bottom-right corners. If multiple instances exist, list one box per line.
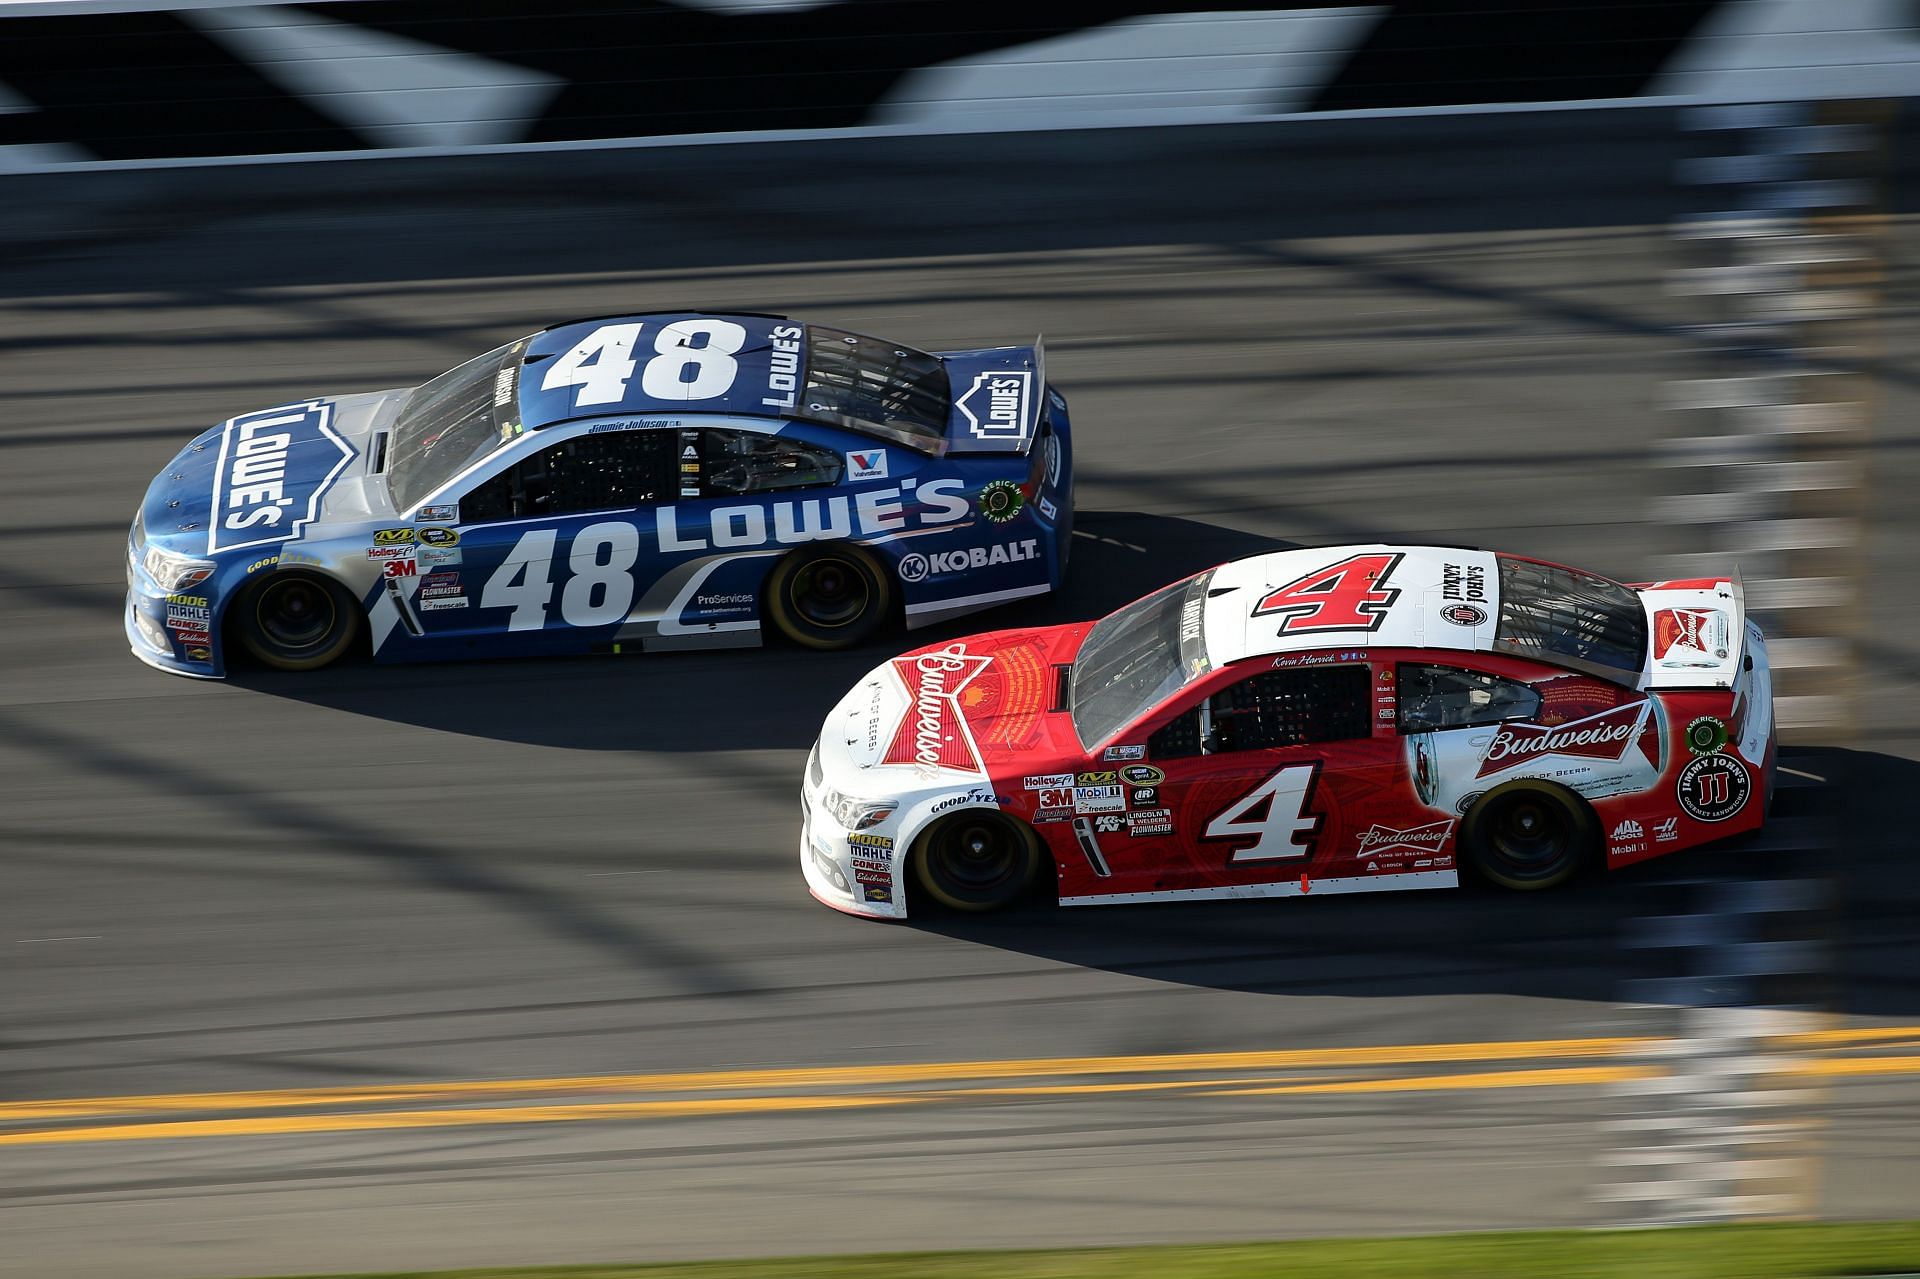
left=1602, top=93, right=1888, bottom=1227
left=2, top=0, right=1920, bottom=170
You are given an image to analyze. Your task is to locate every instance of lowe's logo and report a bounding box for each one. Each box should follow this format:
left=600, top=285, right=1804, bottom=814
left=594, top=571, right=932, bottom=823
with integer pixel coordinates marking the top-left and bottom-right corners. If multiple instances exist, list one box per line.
left=209, top=401, right=354, bottom=555
left=957, top=371, right=1031, bottom=440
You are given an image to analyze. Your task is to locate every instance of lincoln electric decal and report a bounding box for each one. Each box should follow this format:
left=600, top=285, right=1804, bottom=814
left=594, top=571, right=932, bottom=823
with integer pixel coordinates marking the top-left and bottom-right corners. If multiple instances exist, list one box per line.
left=208, top=401, right=355, bottom=555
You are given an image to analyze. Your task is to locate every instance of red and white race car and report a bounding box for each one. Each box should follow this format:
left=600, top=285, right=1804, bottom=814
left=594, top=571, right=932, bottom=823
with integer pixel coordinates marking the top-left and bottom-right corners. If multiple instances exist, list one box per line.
left=800, top=544, right=1775, bottom=917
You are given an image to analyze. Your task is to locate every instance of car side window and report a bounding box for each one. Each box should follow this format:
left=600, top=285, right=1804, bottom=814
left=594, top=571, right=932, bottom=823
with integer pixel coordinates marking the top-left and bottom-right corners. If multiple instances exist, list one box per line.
left=1396, top=663, right=1540, bottom=732
left=699, top=429, right=843, bottom=497
left=1205, top=666, right=1372, bottom=753
left=461, top=429, right=677, bottom=522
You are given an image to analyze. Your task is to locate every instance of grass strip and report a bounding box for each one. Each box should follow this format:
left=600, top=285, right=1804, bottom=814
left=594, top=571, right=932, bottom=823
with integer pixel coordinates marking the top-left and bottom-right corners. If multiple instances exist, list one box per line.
left=250, top=1220, right=1920, bottom=1279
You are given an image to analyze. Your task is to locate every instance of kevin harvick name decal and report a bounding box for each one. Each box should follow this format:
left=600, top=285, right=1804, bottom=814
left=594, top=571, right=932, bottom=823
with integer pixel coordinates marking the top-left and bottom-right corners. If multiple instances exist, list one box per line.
left=884, top=643, right=992, bottom=775
left=208, top=401, right=355, bottom=555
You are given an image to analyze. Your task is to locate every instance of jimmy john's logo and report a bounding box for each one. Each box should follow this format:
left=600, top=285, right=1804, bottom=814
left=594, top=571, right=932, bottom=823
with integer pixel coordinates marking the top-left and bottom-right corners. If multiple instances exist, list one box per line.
left=209, top=401, right=354, bottom=554
left=1476, top=701, right=1652, bottom=778
left=883, top=643, right=993, bottom=775
left=957, top=370, right=1032, bottom=440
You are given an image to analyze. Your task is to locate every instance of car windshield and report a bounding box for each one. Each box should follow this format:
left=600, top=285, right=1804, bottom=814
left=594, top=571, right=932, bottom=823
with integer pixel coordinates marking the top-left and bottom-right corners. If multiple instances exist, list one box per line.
left=1071, top=570, right=1216, bottom=750
left=798, top=325, right=951, bottom=451
left=1493, top=556, right=1649, bottom=683
left=387, top=340, right=523, bottom=510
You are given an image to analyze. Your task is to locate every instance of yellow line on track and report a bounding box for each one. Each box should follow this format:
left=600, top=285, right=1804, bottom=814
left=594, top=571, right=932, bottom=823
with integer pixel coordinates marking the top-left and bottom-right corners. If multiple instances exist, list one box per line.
left=6, top=1030, right=1920, bottom=1148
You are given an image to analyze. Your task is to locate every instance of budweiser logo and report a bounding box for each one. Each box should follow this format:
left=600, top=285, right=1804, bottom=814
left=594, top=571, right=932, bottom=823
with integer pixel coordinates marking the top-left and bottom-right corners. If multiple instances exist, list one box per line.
left=1355, top=819, right=1453, bottom=856
left=1476, top=700, right=1651, bottom=778
left=883, top=643, right=992, bottom=774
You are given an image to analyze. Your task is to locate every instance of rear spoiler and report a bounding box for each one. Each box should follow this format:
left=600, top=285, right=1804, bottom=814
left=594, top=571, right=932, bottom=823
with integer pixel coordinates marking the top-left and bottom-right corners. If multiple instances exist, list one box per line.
left=941, top=336, right=1045, bottom=456
left=1639, top=565, right=1747, bottom=690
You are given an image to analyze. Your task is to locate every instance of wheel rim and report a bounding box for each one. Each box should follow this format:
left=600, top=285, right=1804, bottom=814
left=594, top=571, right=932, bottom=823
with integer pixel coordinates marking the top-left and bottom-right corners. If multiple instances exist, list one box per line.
left=255, top=578, right=338, bottom=654
left=1485, top=797, right=1567, bottom=877
left=933, top=819, right=1023, bottom=896
left=787, top=555, right=871, bottom=629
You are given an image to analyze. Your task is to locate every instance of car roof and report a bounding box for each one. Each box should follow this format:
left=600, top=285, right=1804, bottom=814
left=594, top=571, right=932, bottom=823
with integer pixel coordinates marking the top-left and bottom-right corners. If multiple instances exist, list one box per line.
left=516, top=312, right=806, bottom=430
left=1202, top=544, right=1502, bottom=668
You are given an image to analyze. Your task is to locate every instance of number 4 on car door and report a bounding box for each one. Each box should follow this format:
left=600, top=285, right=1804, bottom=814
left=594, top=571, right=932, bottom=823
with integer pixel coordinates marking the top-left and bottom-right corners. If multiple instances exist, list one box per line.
left=1204, top=764, right=1323, bottom=861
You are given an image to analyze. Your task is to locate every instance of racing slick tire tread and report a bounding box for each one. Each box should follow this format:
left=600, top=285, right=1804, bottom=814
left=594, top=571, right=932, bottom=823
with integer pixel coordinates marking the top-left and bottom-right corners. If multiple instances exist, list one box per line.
left=234, top=572, right=363, bottom=672
left=912, top=810, right=1042, bottom=913
left=1459, top=780, right=1598, bottom=892
left=763, top=544, right=894, bottom=651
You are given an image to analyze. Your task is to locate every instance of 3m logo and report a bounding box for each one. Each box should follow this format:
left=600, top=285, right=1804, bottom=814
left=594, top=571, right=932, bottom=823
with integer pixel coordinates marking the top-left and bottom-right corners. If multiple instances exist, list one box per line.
left=1476, top=701, right=1651, bottom=779
left=1611, top=819, right=1644, bottom=841
left=1252, top=553, right=1403, bottom=635
left=883, top=643, right=993, bottom=775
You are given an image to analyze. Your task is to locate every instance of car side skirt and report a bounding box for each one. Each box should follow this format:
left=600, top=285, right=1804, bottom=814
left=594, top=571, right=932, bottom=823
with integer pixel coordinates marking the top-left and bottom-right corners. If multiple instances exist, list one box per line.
left=1061, top=869, right=1458, bottom=907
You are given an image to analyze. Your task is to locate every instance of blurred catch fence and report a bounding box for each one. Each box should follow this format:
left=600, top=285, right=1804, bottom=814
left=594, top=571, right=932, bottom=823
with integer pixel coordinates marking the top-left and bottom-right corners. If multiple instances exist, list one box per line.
left=1, top=0, right=1919, bottom=170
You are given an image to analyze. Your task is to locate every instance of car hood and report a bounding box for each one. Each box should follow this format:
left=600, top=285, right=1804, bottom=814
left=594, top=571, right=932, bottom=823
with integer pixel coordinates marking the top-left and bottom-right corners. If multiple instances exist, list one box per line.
left=819, top=622, right=1094, bottom=791
left=137, top=389, right=407, bottom=554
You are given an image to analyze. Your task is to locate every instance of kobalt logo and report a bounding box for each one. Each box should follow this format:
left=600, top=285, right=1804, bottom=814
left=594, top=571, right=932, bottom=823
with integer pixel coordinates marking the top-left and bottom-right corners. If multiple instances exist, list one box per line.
left=903, top=539, right=1041, bottom=581
left=656, top=478, right=968, bottom=552
left=883, top=643, right=993, bottom=774
left=1354, top=820, right=1453, bottom=856
left=1476, top=701, right=1651, bottom=778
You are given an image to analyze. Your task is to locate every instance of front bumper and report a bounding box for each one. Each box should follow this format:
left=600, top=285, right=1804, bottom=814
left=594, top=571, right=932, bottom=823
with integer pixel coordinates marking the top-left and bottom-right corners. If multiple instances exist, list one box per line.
left=126, top=541, right=223, bottom=675
left=799, top=770, right=906, bottom=921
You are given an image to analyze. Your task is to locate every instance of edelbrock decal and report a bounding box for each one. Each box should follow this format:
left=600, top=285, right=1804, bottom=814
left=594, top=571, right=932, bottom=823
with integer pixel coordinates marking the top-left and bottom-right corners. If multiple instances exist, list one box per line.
left=957, top=370, right=1032, bottom=441
left=208, top=401, right=354, bottom=554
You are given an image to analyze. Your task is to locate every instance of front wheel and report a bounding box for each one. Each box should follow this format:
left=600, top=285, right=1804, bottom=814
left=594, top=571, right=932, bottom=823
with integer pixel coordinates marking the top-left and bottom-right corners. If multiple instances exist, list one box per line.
left=913, top=811, right=1041, bottom=912
left=235, top=573, right=362, bottom=671
left=1459, top=781, right=1597, bottom=891
left=762, top=545, right=893, bottom=650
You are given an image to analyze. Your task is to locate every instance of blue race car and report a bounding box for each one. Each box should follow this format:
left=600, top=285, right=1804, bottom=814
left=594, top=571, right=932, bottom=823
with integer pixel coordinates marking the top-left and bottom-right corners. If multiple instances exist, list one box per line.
left=126, top=312, right=1074, bottom=677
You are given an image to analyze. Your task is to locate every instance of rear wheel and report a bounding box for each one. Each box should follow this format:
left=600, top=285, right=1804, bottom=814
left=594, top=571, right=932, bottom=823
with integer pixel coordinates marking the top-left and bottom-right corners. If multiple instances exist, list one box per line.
left=1459, top=781, right=1596, bottom=891
left=236, top=573, right=361, bottom=671
left=914, top=811, right=1041, bottom=912
left=763, top=545, right=892, bottom=650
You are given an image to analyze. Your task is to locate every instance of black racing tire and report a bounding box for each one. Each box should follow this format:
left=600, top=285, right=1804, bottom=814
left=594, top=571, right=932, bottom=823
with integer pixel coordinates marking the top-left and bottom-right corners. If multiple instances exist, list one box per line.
left=235, top=572, right=362, bottom=672
left=913, top=810, right=1041, bottom=912
left=762, top=544, right=893, bottom=651
left=1459, top=781, right=1598, bottom=892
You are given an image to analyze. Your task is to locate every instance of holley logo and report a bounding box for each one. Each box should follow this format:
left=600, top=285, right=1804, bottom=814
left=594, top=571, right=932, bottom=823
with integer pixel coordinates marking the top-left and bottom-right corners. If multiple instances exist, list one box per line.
left=209, top=401, right=354, bottom=554
left=883, top=643, right=993, bottom=774
left=1355, top=819, right=1453, bottom=856
left=957, top=371, right=1032, bottom=440
left=1477, top=701, right=1652, bottom=778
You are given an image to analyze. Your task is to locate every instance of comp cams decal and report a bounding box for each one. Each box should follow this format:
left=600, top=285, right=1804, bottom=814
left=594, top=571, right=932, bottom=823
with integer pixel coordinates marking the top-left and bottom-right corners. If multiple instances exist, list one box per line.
left=208, top=401, right=355, bottom=554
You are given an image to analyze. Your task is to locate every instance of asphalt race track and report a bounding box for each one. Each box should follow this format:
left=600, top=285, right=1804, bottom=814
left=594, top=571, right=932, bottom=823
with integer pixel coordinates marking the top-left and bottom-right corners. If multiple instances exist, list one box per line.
left=2, top=113, right=1918, bottom=1279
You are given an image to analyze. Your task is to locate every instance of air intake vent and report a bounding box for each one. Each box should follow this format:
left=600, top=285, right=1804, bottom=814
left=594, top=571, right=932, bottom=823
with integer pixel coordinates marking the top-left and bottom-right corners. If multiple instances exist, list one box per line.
left=1051, top=664, right=1073, bottom=712
left=370, top=430, right=390, bottom=474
